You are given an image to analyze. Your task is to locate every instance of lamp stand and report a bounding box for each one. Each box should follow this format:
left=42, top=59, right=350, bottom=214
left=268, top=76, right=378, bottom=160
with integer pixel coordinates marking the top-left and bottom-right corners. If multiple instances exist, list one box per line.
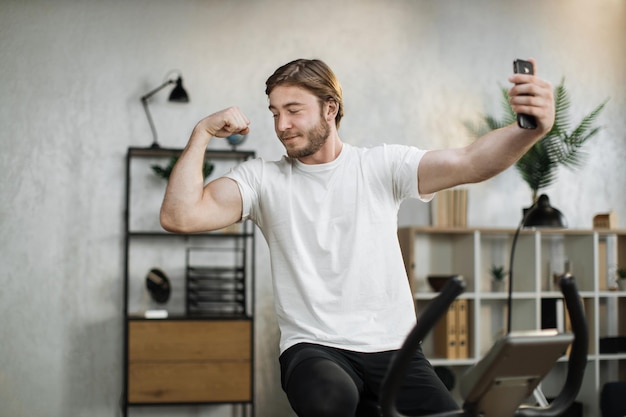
left=141, top=79, right=176, bottom=149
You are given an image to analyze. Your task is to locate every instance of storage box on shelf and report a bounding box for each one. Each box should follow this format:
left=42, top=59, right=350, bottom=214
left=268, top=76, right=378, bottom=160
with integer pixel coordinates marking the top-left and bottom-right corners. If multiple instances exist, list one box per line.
left=398, top=226, right=626, bottom=416
left=123, top=147, right=256, bottom=417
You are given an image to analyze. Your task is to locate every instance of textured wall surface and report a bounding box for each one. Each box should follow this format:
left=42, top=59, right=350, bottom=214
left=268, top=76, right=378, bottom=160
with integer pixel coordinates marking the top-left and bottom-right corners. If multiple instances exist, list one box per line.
left=1, top=1, right=624, bottom=416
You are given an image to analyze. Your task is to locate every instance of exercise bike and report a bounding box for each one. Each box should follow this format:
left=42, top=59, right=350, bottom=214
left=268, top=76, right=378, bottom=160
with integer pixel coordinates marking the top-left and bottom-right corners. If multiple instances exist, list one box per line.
left=380, top=274, right=588, bottom=417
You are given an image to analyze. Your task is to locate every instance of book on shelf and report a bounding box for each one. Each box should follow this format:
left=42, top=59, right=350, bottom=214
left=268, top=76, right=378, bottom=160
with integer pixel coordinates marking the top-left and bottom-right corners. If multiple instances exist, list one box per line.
left=434, top=300, right=458, bottom=359
left=433, top=299, right=470, bottom=359
left=456, top=299, right=469, bottom=359
left=430, top=188, right=468, bottom=228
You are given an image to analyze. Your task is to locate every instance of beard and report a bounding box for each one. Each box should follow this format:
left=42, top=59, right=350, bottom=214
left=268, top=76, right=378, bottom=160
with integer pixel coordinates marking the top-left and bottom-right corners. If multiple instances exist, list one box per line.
left=281, top=114, right=331, bottom=159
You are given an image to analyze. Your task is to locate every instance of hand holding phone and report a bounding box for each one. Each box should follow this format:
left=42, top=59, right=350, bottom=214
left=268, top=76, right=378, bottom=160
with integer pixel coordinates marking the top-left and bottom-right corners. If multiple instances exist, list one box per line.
left=513, top=59, right=538, bottom=130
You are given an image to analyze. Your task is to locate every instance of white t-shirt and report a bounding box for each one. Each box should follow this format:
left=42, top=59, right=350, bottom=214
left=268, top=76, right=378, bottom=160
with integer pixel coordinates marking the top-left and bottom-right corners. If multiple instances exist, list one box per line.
left=225, top=143, right=431, bottom=353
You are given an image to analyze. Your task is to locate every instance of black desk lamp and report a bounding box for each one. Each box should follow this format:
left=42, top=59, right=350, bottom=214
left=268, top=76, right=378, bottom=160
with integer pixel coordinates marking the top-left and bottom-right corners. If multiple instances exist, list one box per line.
left=507, top=194, right=567, bottom=333
left=141, top=73, right=189, bottom=148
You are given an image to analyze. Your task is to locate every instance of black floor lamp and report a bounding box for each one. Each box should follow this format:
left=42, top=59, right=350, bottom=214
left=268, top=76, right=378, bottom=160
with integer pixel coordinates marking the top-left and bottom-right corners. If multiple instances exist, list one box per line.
left=507, top=194, right=567, bottom=333
left=141, top=72, right=189, bottom=148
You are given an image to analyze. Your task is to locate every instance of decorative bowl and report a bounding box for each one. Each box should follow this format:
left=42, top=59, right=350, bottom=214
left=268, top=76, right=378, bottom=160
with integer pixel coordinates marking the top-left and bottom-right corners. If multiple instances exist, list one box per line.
left=225, top=133, right=247, bottom=148
left=427, top=275, right=462, bottom=292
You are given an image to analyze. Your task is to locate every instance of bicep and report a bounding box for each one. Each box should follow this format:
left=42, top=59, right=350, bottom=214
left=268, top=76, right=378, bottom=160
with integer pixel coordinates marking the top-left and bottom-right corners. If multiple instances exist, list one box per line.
left=199, top=177, right=244, bottom=230
left=417, top=148, right=470, bottom=195
left=161, top=176, right=243, bottom=233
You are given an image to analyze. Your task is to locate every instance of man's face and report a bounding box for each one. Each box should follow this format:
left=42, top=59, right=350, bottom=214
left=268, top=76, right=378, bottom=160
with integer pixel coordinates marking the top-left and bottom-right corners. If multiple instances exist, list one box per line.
left=268, top=85, right=330, bottom=159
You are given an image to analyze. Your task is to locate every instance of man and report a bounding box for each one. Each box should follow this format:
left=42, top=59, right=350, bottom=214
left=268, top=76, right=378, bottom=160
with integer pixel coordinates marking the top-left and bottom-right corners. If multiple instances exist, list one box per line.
left=160, top=58, right=554, bottom=417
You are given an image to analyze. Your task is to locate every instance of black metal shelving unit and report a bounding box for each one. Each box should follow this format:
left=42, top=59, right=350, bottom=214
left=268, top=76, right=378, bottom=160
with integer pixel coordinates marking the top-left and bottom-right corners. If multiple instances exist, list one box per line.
left=122, top=146, right=256, bottom=417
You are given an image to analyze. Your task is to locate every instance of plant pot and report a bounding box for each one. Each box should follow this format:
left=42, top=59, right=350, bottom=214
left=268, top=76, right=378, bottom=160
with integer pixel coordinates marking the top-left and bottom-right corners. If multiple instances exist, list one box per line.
left=618, top=279, right=626, bottom=292
left=491, top=280, right=505, bottom=292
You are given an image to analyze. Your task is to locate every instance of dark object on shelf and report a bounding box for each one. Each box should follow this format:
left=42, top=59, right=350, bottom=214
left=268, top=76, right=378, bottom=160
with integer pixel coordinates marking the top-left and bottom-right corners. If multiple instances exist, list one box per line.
left=185, top=247, right=248, bottom=317
left=523, top=194, right=567, bottom=229
left=187, top=267, right=246, bottom=316
left=427, top=275, right=462, bottom=292
left=601, top=382, right=626, bottom=417
left=599, top=336, right=626, bottom=354
left=145, top=268, right=171, bottom=303
left=140, top=71, right=190, bottom=148
left=541, top=298, right=564, bottom=331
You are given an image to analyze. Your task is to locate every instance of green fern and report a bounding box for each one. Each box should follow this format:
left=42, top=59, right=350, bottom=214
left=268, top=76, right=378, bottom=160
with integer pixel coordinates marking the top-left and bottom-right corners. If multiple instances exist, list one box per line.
left=469, top=79, right=608, bottom=203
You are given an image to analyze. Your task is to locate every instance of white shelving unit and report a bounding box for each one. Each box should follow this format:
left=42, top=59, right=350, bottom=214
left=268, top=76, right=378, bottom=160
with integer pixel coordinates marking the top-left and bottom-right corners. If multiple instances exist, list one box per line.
left=398, top=226, right=626, bottom=417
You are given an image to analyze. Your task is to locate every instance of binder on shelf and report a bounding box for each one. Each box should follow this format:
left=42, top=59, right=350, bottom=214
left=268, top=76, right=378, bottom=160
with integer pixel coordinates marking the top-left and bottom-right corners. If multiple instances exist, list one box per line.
left=456, top=299, right=469, bottom=359
left=541, top=298, right=565, bottom=331
left=433, top=301, right=458, bottom=359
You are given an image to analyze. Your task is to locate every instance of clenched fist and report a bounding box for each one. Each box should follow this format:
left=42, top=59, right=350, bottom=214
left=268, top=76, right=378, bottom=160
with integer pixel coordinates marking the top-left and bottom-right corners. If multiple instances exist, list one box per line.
left=195, top=106, right=251, bottom=139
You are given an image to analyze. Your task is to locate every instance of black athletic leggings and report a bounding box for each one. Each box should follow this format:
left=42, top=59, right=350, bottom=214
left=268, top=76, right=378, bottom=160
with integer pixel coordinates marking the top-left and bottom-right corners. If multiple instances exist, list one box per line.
left=279, top=343, right=459, bottom=417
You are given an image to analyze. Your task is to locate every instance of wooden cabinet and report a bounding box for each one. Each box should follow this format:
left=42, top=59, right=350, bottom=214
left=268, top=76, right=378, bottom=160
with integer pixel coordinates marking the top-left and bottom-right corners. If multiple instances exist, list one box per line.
left=122, top=147, right=256, bottom=416
left=128, top=320, right=251, bottom=403
left=398, top=226, right=626, bottom=416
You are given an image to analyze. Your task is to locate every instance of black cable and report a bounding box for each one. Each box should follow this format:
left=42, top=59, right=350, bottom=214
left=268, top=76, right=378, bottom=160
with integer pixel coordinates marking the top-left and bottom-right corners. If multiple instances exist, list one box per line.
left=506, top=203, right=535, bottom=334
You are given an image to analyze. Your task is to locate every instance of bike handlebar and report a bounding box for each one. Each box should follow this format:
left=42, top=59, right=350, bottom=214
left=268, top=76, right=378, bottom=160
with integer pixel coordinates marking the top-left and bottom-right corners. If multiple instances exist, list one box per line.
left=380, top=276, right=466, bottom=417
left=515, top=274, right=588, bottom=417
left=380, top=274, right=587, bottom=417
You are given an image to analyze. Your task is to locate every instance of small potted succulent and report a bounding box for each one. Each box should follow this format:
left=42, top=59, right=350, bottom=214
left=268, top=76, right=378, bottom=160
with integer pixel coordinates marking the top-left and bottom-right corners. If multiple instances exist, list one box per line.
left=490, top=265, right=508, bottom=292
left=617, top=268, right=626, bottom=291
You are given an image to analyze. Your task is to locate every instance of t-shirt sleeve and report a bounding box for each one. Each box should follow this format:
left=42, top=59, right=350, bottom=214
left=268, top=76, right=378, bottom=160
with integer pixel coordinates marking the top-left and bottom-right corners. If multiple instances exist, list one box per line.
left=222, top=158, right=263, bottom=222
left=388, top=144, right=434, bottom=202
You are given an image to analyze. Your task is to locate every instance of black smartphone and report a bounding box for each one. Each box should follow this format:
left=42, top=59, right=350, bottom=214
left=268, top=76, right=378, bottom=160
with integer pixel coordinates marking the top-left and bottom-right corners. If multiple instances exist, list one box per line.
left=513, top=59, right=537, bottom=130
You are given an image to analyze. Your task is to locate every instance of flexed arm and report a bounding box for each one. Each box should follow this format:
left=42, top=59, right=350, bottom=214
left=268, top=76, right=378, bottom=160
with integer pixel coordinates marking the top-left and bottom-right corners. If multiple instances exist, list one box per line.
left=418, top=59, right=555, bottom=195
left=160, top=107, right=251, bottom=233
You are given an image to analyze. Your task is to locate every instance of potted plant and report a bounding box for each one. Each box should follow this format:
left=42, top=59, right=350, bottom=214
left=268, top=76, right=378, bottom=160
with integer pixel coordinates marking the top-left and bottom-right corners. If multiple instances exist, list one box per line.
left=490, top=264, right=508, bottom=292
left=151, top=156, right=214, bottom=181
left=617, top=268, right=626, bottom=291
left=467, top=79, right=607, bottom=204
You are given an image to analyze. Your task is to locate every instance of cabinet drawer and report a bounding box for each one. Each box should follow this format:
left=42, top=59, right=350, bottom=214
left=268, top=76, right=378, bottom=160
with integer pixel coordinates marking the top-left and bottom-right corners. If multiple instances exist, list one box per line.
left=128, top=361, right=251, bottom=403
left=128, top=320, right=251, bottom=361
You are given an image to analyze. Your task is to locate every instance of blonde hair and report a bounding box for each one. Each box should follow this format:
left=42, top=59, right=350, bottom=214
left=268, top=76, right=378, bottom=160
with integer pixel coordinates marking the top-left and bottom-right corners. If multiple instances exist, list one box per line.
left=265, top=59, right=344, bottom=128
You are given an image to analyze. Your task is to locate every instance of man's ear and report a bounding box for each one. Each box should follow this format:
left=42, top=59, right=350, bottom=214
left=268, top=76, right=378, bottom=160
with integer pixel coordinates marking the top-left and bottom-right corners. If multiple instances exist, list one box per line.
left=325, top=99, right=339, bottom=120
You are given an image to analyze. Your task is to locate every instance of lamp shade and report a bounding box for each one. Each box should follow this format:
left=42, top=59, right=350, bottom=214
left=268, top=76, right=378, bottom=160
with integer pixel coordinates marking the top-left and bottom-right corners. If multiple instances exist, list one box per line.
left=168, top=76, right=189, bottom=102
left=523, top=194, right=567, bottom=228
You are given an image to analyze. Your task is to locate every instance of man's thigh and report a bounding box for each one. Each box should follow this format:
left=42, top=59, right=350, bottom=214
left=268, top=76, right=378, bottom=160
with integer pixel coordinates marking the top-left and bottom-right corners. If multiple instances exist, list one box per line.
left=279, top=343, right=364, bottom=416
left=360, top=347, right=459, bottom=416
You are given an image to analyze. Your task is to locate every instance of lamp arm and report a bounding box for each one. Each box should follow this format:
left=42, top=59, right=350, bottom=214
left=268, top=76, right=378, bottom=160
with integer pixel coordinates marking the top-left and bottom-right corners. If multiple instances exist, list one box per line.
left=140, top=79, right=175, bottom=102
left=142, top=100, right=159, bottom=148
left=140, top=79, right=175, bottom=149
